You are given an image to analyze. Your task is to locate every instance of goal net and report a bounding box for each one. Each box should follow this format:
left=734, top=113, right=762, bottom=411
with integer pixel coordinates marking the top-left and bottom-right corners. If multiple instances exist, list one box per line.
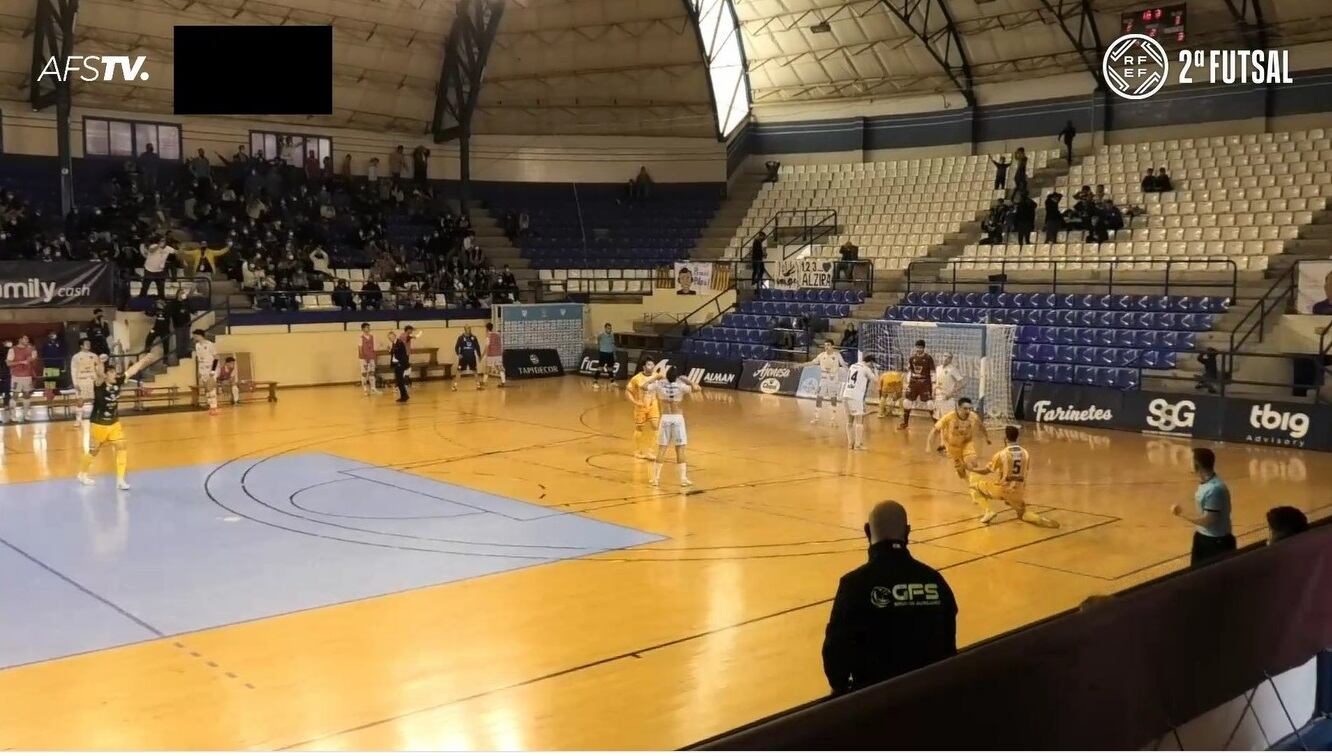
left=495, top=303, right=587, bottom=369
left=859, top=320, right=1016, bottom=425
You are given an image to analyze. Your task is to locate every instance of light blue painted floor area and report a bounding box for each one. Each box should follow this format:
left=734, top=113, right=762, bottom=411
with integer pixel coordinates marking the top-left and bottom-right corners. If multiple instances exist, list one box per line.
left=0, top=453, right=661, bottom=670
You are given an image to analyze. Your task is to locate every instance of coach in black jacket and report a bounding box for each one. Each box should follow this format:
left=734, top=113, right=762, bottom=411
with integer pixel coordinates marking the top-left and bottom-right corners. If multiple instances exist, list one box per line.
left=391, top=326, right=415, bottom=403
left=823, top=500, right=958, bottom=694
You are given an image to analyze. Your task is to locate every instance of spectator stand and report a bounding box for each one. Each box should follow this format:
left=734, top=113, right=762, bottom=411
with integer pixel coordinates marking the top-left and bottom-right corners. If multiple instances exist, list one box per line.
left=727, top=207, right=839, bottom=283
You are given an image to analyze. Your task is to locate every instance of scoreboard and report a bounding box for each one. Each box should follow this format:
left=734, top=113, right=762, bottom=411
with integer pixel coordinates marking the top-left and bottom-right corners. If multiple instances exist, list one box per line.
left=1121, top=4, right=1187, bottom=45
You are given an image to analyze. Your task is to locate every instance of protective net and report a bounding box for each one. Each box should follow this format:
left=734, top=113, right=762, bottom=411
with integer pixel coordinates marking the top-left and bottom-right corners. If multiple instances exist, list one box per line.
left=496, top=303, right=587, bottom=369
left=859, top=319, right=1016, bottom=425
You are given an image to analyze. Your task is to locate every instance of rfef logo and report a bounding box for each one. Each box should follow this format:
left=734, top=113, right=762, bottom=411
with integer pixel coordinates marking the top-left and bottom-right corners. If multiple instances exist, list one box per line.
left=37, top=56, right=150, bottom=82
left=1103, top=35, right=1293, bottom=101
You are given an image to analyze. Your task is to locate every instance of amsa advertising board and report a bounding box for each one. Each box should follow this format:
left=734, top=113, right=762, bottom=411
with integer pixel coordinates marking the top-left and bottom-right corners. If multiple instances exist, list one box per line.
left=0, top=262, right=116, bottom=307
left=738, top=359, right=803, bottom=396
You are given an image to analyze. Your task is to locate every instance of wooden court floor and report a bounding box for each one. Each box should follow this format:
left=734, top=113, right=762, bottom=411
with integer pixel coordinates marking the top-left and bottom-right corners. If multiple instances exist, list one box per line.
left=1, top=377, right=1329, bottom=750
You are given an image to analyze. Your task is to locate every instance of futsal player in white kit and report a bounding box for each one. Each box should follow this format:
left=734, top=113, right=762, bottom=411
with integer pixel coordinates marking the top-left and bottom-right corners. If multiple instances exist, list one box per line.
left=841, top=353, right=878, bottom=450
left=642, top=362, right=702, bottom=489
left=933, top=353, right=965, bottom=419
left=803, top=340, right=847, bottom=425
left=70, top=338, right=100, bottom=451
left=191, top=330, right=221, bottom=415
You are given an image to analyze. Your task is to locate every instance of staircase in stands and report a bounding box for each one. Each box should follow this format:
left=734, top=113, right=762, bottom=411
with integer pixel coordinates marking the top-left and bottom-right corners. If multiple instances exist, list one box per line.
left=466, top=201, right=539, bottom=302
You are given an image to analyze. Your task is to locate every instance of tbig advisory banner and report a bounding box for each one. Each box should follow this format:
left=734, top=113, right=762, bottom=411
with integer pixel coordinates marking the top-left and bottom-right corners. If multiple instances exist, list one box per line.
left=0, top=262, right=116, bottom=307
left=1221, top=399, right=1331, bottom=451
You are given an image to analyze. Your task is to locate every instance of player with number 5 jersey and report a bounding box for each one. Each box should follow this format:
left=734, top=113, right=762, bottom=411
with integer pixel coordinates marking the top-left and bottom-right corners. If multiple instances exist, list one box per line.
left=968, top=425, right=1059, bottom=528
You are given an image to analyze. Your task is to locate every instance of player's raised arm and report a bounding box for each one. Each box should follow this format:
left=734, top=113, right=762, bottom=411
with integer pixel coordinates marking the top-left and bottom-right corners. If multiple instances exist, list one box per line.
left=123, top=353, right=158, bottom=380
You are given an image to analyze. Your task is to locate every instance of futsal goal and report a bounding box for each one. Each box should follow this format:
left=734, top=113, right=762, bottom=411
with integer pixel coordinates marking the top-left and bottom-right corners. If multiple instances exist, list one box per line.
left=858, top=320, right=1017, bottom=425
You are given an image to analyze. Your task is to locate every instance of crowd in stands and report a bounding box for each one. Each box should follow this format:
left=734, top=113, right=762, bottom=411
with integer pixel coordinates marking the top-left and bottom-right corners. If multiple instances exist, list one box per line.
left=1, top=139, right=521, bottom=312
left=980, top=178, right=1146, bottom=247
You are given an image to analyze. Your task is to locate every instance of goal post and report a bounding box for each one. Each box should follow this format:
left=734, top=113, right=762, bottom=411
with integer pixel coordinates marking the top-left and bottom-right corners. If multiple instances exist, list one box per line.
left=858, top=320, right=1017, bottom=425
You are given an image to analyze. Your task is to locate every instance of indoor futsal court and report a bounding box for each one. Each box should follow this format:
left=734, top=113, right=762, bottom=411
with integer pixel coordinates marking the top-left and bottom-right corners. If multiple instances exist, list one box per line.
left=1, top=379, right=1328, bottom=750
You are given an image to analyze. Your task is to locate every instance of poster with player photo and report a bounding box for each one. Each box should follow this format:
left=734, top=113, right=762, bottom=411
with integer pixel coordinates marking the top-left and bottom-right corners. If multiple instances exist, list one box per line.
left=1296, top=260, right=1332, bottom=314
left=672, top=262, right=715, bottom=295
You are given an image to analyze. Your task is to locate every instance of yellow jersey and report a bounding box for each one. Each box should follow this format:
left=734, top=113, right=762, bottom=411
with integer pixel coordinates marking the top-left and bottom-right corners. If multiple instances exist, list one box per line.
left=627, top=372, right=658, bottom=408
left=985, top=444, right=1029, bottom=489
left=878, top=371, right=903, bottom=393
left=935, top=409, right=982, bottom=448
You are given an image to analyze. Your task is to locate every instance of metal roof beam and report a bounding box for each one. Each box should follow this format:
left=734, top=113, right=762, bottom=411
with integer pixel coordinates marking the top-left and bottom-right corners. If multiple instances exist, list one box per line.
left=433, top=0, right=505, bottom=143
left=1036, top=0, right=1104, bottom=89
left=1220, top=0, right=1268, bottom=49
left=877, top=0, right=975, bottom=107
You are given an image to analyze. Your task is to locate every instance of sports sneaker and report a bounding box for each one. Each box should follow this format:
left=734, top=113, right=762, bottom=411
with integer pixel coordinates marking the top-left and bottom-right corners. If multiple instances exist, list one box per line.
left=116, top=479, right=132, bottom=491
left=77, top=473, right=95, bottom=486
left=979, top=510, right=997, bottom=525
left=809, top=416, right=819, bottom=424
left=208, top=408, right=220, bottom=416
left=451, top=384, right=458, bottom=392
left=680, top=478, right=693, bottom=488
left=477, top=384, right=484, bottom=390
left=648, top=477, right=660, bottom=487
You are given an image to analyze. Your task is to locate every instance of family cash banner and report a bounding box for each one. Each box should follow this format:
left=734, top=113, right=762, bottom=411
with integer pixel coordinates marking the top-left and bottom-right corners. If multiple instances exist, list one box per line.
left=0, top=262, right=116, bottom=307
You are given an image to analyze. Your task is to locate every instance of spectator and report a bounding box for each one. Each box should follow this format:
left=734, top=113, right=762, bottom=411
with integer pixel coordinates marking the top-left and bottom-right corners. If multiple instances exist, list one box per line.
left=304, top=150, right=321, bottom=184
left=517, top=210, right=530, bottom=238
left=1265, top=506, right=1309, bottom=544
left=630, top=166, right=653, bottom=201
left=822, top=500, right=957, bottom=694
left=497, top=264, right=519, bottom=303
left=331, top=279, right=356, bottom=311
left=367, top=157, right=381, bottom=184
left=87, top=308, right=112, bottom=355
left=137, top=142, right=159, bottom=193
left=412, top=145, right=430, bottom=187
left=360, top=276, right=384, bottom=310
left=139, top=237, right=174, bottom=298
left=1141, top=168, right=1159, bottom=193
left=1058, top=120, right=1077, bottom=163
left=1094, top=183, right=1106, bottom=202
left=322, top=155, right=334, bottom=178
left=1085, top=213, right=1109, bottom=244
left=165, top=288, right=194, bottom=359
left=750, top=231, right=767, bottom=288
left=40, top=330, right=65, bottom=397
left=1012, top=190, right=1036, bottom=247
left=1170, top=448, right=1235, bottom=567
left=389, top=145, right=405, bottom=180
left=1195, top=347, right=1220, bottom=393
left=990, top=155, right=1011, bottom=190
left=764, top=160, right=781, bottom=183
left=143, top=297, right=173, bottom=356
left=841, top=322, right=858, bottom=348
left=341, top=153, right=353, bottom=182
left=1102, top=199, right=1124, bottom=233
left=308, top=244, right=332, bottom=282
left=1155, top=167, right=1173, bottom=192
left=391, top=325, right=414, bottom=402
left=1012, top=147, right=1028, bottom=195
left=1043, top=191, right=1063, bottom=243
left=981, top=199, right=1010, bottom=245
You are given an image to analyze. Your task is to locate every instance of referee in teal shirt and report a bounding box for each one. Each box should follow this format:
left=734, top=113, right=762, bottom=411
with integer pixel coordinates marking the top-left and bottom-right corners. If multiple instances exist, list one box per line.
left=1170, top=448, right=1235, bottom=566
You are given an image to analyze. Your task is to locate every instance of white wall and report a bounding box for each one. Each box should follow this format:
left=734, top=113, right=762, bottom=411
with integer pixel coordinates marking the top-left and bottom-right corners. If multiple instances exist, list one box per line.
left=0, top=99, right=727, bottom=184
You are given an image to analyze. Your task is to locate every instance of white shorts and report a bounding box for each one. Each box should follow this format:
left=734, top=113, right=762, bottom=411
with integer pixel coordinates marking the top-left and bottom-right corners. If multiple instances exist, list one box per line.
left=484, top=355, right=503, bottom=371
left=844, top=397, right=866, bottom=417
left=657, top=414, right=687, bottom=446
left=818, top=377, right=840, bottom=400
left=360, top=358, right=376, bottom=375
left=75, top=378, right=96, bottom=401
left=10, top=376, right=33, bottom=395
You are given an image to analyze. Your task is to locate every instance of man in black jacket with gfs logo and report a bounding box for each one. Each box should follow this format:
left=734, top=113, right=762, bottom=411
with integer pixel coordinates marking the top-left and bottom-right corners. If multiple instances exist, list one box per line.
left=822, top=500, right=958, bottom=694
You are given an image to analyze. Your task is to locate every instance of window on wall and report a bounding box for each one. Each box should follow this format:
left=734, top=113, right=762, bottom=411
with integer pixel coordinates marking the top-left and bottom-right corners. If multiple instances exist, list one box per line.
left=84, top=117, right=181, bottom=159
left=250, top=131, right=332, bottom=165
left=687, top=0, right=751, bottom=138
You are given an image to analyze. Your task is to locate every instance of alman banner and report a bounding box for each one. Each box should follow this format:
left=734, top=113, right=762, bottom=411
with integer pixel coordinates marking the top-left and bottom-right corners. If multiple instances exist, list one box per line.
left=0, top=262, right=116, bottom=307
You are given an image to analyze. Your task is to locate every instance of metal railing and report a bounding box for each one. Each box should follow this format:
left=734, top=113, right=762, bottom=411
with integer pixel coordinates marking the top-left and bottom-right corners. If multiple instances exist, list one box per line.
left=220, top=288, right=491, bottom=334
left=1227, top=263, right=1296, bottom=355
left=729, top=207, right=839, bottom=263
left=910, top=257, right=1240, bottom=303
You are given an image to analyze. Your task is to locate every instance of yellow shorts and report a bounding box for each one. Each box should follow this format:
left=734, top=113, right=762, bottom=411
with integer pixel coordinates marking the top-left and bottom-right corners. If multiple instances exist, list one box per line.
left=90, top=421, right=125, bottom=446
left=971, top=478, right=1027, bottom=512
left=944, top=442, right=977, bottom=477
left=634, top=403, right=661, bottom=426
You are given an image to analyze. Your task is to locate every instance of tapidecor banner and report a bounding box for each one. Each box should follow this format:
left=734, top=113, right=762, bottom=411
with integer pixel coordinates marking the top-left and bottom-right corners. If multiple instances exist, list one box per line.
left=774, top=258, right=835, bottom=290
left=665, top=353, right=742, bottom=389
left=502, top=348, right=564, bottom=380
left=738, top=359, right=804, bottom=396
left=1219, top=399, right=1331, bottom=451
left=578, top=348, right=630, bottom=380
left=1022, top=382, right=1124, bottom=429
left=0, top=262, right=116, bottom=307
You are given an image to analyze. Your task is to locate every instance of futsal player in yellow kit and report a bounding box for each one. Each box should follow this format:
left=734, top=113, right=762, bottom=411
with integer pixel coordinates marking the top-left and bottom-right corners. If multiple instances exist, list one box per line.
left=876, top=369, right=903, bottom=417
left=625, top=358, right=661, bottom=459
left=77, top=353, right=155, bottom=491
left=925, top=396, right=989, bottom=479
left=967, top=425, right=1059, bottom=528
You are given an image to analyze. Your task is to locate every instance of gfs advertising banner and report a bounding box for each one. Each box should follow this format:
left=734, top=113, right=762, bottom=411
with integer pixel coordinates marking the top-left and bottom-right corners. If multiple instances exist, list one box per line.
left=738, top=359, right=803, bottom=395
left=502, top=348, right=564, bottom=380
left=0, top=262, right=116, bottom=307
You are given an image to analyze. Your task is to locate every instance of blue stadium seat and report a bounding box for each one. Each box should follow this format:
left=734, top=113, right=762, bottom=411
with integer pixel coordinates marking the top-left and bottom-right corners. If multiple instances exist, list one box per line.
left=1057, top=345, right=1077, bottom=363
left=1074, top=365, right=1097, bottom=385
